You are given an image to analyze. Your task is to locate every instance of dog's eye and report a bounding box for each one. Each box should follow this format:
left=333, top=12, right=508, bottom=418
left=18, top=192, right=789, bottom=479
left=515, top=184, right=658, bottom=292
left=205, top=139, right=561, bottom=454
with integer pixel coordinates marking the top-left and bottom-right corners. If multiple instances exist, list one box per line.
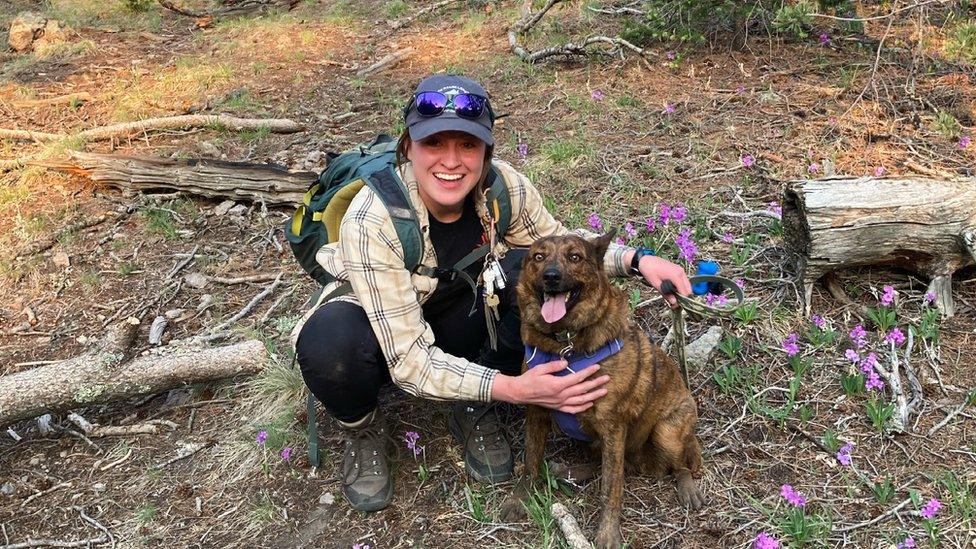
left=533, top=252, right=545, bottom=262
left=569, top=253, right=582, bottom=262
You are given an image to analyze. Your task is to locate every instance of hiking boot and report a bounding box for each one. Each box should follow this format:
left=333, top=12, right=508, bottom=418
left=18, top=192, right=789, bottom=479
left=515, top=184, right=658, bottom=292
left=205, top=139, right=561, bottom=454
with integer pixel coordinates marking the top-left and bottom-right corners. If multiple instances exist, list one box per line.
left=339, top=410, right=393, bottom=512
left=448, top=401, right=513, bottom=483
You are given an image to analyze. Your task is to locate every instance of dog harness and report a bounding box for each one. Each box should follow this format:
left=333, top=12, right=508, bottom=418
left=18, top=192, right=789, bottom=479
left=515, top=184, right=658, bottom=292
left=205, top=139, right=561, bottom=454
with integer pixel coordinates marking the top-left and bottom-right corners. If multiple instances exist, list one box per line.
left=524, top=338, right=624, bottom=441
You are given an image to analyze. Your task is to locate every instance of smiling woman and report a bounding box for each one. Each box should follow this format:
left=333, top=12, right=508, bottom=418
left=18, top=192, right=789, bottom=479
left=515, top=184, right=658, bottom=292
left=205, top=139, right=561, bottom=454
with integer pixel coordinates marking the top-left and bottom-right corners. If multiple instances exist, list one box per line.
left=293, top=73, right=693, bottom=514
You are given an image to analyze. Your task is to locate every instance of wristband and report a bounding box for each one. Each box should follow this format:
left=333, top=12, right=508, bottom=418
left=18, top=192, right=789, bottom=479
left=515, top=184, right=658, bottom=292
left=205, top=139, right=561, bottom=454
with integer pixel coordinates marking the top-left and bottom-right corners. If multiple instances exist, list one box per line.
left=629, top=246, right=655, bottom=276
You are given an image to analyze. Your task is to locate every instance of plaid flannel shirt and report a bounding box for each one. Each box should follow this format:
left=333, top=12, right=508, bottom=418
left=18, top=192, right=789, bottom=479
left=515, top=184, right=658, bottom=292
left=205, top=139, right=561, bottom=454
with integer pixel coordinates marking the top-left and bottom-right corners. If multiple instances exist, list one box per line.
left=306, top=159, right=633, bottom=402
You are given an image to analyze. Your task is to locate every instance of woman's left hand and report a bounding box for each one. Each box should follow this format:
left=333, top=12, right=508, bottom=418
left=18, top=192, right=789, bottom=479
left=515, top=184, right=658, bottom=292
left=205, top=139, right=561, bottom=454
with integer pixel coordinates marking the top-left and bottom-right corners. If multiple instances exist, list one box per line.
left=637, top=255, right=692, bottom=308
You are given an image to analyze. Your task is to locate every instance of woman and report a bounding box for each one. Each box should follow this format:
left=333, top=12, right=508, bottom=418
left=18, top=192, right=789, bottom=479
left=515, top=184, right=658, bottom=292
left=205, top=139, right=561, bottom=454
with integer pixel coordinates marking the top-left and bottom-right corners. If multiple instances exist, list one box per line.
left=296, top=74, right=691, bottom=512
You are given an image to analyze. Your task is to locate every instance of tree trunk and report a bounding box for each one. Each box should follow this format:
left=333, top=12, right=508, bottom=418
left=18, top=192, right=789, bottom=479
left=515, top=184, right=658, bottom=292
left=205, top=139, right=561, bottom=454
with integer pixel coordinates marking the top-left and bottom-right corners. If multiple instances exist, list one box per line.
left=783, top=177, right=976, bottom=317
left=35, top=151, right=316, bottom=206
left=0, top=323, right=267, bottom=427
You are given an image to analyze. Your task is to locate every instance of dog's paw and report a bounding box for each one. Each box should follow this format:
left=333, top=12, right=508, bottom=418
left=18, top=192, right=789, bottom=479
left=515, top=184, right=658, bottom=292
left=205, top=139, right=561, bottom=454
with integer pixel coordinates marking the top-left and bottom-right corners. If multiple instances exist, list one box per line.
left=676, top=475, right=707, bottom=510
left=594, top=526, right=623, bottom=549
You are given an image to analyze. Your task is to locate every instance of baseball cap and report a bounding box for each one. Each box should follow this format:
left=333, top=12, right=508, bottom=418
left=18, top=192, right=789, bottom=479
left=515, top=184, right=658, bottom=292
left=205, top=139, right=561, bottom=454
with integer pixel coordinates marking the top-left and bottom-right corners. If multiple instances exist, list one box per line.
left=404, top=74, right=494, bottom=145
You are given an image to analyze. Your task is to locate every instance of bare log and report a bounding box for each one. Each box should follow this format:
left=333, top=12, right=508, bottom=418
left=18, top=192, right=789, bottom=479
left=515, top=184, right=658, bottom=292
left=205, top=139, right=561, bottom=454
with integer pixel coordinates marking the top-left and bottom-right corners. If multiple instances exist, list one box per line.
left=783, top=177, right=976, bottom=317
left=34, top=151, right=316, bottom=206
left=0, top=323, right=267, bottom=427
left=551, top=503, right=590, bottom=549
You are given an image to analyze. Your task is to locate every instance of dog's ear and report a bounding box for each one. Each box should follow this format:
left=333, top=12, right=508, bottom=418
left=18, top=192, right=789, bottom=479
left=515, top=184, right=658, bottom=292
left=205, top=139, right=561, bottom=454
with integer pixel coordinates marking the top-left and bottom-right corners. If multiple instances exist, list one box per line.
left=591, top=229, right=616, bottom=262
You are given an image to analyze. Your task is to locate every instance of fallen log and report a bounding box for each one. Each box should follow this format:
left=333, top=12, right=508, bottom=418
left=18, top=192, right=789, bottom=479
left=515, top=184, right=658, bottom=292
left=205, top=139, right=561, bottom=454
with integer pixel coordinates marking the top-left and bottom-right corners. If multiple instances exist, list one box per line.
left=783, top=176, right=976, bottom=317
left=0, top=321, right=267, bottom=428
left=34, top=151, right=316, bottom=206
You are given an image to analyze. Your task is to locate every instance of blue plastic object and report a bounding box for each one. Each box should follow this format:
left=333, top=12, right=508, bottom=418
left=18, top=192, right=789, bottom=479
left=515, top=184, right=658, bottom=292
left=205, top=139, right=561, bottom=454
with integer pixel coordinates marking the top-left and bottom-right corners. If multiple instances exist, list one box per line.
left=692, top=261, right=719, bottom=295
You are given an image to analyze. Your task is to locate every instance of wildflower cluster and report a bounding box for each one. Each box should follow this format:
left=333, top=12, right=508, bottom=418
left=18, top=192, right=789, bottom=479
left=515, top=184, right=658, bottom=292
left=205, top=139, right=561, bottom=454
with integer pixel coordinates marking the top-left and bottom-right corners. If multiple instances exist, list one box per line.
left=835, top=442, right=853, bottom=466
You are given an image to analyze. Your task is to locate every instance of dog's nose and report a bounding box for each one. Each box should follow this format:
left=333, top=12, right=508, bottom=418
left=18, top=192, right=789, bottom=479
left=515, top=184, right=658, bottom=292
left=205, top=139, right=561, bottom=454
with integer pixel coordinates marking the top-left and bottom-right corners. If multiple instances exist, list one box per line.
left=543, top=268, right=562, bottom=283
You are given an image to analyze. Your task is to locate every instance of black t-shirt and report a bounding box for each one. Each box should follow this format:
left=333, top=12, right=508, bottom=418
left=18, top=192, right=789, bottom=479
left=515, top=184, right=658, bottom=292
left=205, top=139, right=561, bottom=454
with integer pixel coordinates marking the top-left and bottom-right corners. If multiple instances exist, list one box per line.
left=422, top=196, right=487, bottom=316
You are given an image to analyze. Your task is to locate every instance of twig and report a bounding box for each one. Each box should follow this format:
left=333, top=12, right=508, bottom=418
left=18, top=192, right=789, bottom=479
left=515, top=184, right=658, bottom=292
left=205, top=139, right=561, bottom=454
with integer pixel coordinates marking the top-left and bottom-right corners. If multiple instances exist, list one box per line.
left=12, top=93, right=93, bottom=109
left=0, top=536, right=108, bottom=549
left=844, top=0, right=898, bottom=116
left=160, top=441, right=210, bottom=467
left=210, top=273, right=283, bottom=333
left=551, top=503, right=590, bottom=549
left=209, top=273, right=280, bottom=285
left=166, top=245, right=199, bottom=280
left=157, top=0, right=207, bottom=17
left=390, top=0, right=461, bottom=30
left=356, top=48, right=414, bottom=77
left=806, top=0, right=945, bottom=22
left=15, top=213, right=119, bottom=259
left=20, top=482, right=71, bottom=508
left=927, top=393, right=974, bottom=436
left=835, top=498, right=912, bottom=532
left=71, top=505, right=115, bottom=549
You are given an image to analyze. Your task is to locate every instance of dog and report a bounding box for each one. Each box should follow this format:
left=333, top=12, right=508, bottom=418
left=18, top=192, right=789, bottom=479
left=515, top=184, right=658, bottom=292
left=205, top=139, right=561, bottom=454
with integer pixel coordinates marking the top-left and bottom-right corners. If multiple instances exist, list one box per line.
left=504, top=232, right=705, bottom=549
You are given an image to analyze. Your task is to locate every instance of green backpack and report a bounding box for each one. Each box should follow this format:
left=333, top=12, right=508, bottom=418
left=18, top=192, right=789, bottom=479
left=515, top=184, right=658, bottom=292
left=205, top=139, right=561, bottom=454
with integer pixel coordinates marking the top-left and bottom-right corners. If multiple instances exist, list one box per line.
left=283, top=134, right=513, bottom=467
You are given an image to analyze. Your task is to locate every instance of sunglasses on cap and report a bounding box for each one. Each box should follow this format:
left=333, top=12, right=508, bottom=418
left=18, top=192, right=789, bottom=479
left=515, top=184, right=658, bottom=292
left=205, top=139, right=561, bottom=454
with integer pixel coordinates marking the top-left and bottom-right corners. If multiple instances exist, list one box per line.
left=408, top=91, right=490, bottom=119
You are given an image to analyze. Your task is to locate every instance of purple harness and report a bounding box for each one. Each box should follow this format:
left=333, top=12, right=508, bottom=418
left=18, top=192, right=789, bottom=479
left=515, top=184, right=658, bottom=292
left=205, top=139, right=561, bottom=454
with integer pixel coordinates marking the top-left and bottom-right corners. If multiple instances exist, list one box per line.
left=524, top=338, right=623, bottom=441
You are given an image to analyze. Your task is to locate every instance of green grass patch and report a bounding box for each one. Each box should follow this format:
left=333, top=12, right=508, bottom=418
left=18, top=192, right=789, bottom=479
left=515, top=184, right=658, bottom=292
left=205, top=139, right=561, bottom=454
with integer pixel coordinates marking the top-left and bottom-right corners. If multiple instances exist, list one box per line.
left=945, top=20, right=976, bottom=64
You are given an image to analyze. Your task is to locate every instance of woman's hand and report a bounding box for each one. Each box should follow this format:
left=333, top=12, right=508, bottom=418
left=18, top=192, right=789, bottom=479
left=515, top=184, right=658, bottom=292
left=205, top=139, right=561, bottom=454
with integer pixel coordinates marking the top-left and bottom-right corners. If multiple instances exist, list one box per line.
left=638, top=255, right=692, bottom=308
left=492, top=360, right=610, bottom=413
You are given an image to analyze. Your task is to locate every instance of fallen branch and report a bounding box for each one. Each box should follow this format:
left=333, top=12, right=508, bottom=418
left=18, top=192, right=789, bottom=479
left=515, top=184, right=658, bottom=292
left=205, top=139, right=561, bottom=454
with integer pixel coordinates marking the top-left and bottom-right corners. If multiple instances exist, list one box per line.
left=0, top=321, right=267, bottom=427
left=210, top=273, right=283, bottom=333
left=927, top=390, right=976, bottom=436
left=20, top=482, right=71, bottom=508
left=551, top=503, right=590, bottom=549
left=3, top=114, right=304, bottom=143
left=390, top=0, right=461, bottom=30
left=11, top=92, right=93, bottom=109
left=357, top=47, right=414, bottom=77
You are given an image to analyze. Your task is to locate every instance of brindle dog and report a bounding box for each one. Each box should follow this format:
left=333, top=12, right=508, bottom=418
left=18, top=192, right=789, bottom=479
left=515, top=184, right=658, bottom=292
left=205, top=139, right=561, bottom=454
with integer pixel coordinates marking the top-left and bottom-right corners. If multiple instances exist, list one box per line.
left=505, top=232, right=705, bottom=549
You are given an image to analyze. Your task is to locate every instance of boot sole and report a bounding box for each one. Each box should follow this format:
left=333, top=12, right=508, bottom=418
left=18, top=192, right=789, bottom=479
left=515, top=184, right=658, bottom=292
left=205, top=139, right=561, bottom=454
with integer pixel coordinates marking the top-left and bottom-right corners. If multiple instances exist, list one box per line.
left=344, top=479, right=393, bottom=513
left=448, top=414, right=514, bottom=484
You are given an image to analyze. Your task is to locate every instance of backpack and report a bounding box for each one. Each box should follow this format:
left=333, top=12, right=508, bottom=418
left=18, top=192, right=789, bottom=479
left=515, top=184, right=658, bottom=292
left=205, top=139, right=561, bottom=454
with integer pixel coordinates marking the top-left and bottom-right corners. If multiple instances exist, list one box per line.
left=283, top=134, right=513, bottom=468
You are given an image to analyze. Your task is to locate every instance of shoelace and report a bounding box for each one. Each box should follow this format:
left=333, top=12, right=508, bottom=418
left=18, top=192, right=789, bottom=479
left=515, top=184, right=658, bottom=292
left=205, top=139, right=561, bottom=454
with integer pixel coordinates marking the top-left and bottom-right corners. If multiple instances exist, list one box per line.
left=463, top=404, right=506, bottom=452
left=342, top=423, right=395, bottom=486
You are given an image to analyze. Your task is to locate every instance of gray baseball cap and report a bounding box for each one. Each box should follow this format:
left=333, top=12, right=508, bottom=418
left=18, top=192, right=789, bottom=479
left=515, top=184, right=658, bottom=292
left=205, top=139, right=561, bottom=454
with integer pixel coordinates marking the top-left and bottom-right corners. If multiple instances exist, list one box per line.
left=404, top=74, right=494, bottom=145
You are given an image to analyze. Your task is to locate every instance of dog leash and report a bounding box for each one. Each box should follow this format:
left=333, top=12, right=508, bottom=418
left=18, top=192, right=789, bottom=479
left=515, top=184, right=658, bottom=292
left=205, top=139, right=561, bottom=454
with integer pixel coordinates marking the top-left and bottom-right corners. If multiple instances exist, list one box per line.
left=660, top=275, right=744, bottom=387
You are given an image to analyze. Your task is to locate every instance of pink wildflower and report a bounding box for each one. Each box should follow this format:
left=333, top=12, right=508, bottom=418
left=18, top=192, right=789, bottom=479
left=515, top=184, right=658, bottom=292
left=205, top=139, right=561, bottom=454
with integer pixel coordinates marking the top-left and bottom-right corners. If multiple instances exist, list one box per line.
left=780, top=484, right=807, bottom=507
left=958, top=135, right=971, bottom=149
left=280, top=446, right=293, bottom=461
left=721, top=232, right=734, bottom=243
left=880, top=285, right=896, bottom=306
left=256, top=430, right=268, bottom=444
left=812, top=315, right=826, bottom=329
left=645, top=217, right=657, bottom=232
left=659, top=203, right=672, bottom=225
left=897, top=536, right=916, bottom=549
left=874, top=166, right=886, bottom=177
left=591, top=89, right=605, bottom=101
left=734, top=278, right=745, bottom=289
left=741, top=154, right=755, bottom=168
left=808, top=162, right=820, bottom=173
left=663, top=102, right=676, bottom=115
left=885, top=328, right=906, bottom=346
left=767, top=201, right=782, bottom=217
left=588, top=213, right=602, bottom=230
left=819, top=33, right=830, bottom=45
left=782, top=333, right=800, bottom=357
left=836, top=442, right=853, bottom=466
left=517, top=142, right=528, bottom=163
left=753, top=532, right=780, bottom=549
left=923, top=291, right=936, bottom=305
left=850, top=325, right=868, bottom=349
left=845, top=348, right=859, bottom=363
left=921, top=498, right=941, bottom=519
left=670, top=203, right=686, bottom=222
left=624, top=222, right=637, bottom=239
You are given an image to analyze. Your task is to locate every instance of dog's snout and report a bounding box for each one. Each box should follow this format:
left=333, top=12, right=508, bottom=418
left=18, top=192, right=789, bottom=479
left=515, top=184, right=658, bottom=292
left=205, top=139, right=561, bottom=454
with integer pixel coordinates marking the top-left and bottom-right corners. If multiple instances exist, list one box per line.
left=543, top=268, right=562, bottom=284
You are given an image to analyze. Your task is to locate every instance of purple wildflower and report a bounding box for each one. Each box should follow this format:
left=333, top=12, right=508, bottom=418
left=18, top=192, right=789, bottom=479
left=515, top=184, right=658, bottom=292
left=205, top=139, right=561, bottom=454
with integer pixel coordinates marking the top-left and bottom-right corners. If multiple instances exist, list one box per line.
left=645, top=217, right=657, bottom=232
left=767, top=201, right=782, bottom=218
left=885, top=328, right=906, bottom=346
left=615, top=237, right=625, bottom=246
left=256, top=430, right=268, bottom=444
left=280, top=446, right=293, bottom=461
left=923, top=291, right=936, bottom=305
left=880, top=285, right=896, bottom=306
left=859, top=352, right=878, bottom=375
left=663, top=102, right=676, bottom=115
left=659, top=203, right=672, bottom=225
left=405, top=431, right=422, bottom=457
left=352, top=544, right=370, bottom=549
left=819, top=33, right=830, bottom=45
left=741, top=154, right=755, bottom=167
left=666, top=50, right=676, bottom=60
left=734, top=278, right=745, bottom=289
left=921, top=498, right=941, bottom=520
left=958, top=135, right=971, bottom=149
left=850, top=325, right=868, bottom=349
left=812, top=315, right=826, bottom=329
left=828, top=116, right=838, bottom=126
left=715, top=294, right=728, bottom=306
left=845, top=348, right=859, bottom=363
left=670, top=203, right=686, bottom=222
left=782, top=333, right=800, bottom=357
left=874, top=166, right=886, bottom=177
left=780, top=484, right=807, bottom=507
left=591, top=89, right=605, bottom=101
left=808, top=162, right=820, bottom=173
left=897, top=536, right=916, bottom=549
left=866, top=372, right=885, bottom=391
left=623, top=222, right=637, bottom=239
left=836, top=442, right=853, bottom=466
left=753, top=532, right=780, bottom=549
left=675, top=228, right=698, bottom=263
left=721, top=231, right=734, bottom=243
left=705, top=293, right=716, bottom=306
left=588, top=213, right=602, bottom=230
left=517, top=141, right=528, bottom=163
left=736, top=84, right=746, bottom=94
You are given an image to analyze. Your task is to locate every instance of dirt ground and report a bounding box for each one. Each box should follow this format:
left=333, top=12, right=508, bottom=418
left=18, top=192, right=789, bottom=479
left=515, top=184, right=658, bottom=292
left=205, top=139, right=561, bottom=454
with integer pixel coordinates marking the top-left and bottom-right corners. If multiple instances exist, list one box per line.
left=2, top=1, right=975, bottom=548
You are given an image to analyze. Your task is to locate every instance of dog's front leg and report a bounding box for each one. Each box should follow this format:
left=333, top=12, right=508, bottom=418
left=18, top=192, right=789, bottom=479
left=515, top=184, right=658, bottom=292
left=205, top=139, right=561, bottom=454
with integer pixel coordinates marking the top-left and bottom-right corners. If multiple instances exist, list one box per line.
left=500, top=404, right=549, bottom=522
left=594, top=425, right=626, bottom=549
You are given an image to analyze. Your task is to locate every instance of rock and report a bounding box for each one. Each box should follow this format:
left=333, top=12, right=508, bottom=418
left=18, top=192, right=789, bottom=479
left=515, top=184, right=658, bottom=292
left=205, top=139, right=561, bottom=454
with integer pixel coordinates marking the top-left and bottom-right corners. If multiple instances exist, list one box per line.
left=52, top=250, right=70, bottom=269
left=684, top=326, right=724, bottom=369
left=93, top=483, right=107, bottom=493
left=227, top=204, right=248, bottom=216
left=214, top=200, right=236, bottom=216
left=319, top=492, right=335, bottom=505
left=184, top=272, right=209, bottom=289
left=164, top=308, right=185, bottom=320
left=8, top=12, right=45, bottom=52
left=197, top=294, right=214, bottom=311
left=148, top=315, right=168, bottom=345
left=36, top=414, right=53, bottom=435
left=1, top=482, right=14, bottom=497
left=29, top=455, right=43, bottom=466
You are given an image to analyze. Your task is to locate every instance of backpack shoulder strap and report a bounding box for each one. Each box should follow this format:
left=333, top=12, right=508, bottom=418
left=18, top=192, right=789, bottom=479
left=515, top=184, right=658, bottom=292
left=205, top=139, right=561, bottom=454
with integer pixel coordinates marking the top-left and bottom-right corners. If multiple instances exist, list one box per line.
left=484, top=165, right=511, bottom=238
left=363, top=167, right=424, bottom=272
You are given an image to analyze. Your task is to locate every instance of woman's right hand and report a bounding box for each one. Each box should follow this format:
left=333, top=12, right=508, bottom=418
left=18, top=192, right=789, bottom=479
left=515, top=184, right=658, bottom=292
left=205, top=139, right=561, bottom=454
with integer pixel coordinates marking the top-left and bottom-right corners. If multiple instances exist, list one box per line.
left=493, top=360, right=610, bottom=413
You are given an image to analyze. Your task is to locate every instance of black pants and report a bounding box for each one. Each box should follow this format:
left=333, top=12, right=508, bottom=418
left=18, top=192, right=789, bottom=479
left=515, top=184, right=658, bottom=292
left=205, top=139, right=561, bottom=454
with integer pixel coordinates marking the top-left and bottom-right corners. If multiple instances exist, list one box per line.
left=296, top=250, right=526, bottom=423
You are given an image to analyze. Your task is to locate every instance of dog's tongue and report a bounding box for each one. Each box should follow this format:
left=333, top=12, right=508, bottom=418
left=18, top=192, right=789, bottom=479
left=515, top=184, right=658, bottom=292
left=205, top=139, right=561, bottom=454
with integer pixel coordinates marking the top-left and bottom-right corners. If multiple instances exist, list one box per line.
left=541, top=293, right=568, bottom=323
